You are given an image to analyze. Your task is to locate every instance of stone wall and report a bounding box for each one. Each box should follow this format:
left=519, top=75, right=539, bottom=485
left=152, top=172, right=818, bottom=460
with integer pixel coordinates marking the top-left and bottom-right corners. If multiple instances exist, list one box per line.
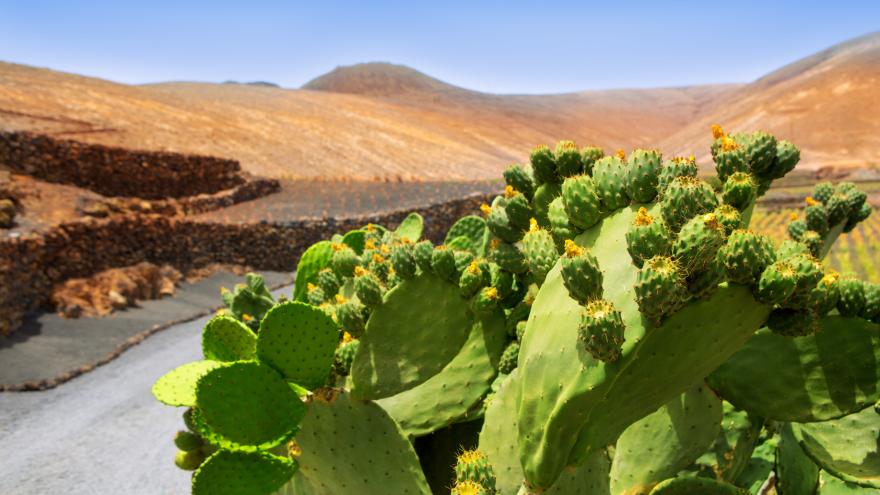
left=0, top=131, right=245, bottom=199
left=0, top=192, right=494, bottom=336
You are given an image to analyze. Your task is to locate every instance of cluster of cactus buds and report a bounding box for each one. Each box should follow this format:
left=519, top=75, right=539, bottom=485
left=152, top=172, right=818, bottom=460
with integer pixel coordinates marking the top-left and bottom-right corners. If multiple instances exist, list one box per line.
left=151, top=125, right=878, bottom=495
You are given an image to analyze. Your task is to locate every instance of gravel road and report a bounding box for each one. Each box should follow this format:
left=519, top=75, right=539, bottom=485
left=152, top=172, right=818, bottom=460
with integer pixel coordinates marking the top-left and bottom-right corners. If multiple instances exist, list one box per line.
left=0, top=285, right=292, bottom=494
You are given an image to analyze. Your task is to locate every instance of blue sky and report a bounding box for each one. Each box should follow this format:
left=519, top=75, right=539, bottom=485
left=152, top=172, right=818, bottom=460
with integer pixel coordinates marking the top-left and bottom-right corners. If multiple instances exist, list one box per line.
left=0, top=1, right=877, bottom=94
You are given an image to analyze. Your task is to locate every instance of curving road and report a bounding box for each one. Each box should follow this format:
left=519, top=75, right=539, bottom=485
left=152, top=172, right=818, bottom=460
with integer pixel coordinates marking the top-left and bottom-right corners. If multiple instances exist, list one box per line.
left=0, top=285, right=292, bottom=494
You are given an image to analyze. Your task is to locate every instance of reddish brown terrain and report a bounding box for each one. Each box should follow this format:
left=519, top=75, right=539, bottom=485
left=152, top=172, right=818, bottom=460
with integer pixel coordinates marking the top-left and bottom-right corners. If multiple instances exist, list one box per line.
left=661, top=32, right=880, bottom=172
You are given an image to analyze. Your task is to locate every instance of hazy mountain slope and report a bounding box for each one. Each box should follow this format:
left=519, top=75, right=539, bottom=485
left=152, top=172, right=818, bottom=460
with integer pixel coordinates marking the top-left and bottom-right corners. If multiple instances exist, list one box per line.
left=661, top=31, right=880, bottom=170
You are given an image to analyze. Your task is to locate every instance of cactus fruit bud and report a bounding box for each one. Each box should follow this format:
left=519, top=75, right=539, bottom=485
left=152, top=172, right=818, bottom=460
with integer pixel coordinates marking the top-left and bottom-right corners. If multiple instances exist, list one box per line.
left=354, top=270, right=384, bottom=308
left=625, top=207, right=673, bottom=268
left=560, top=240, right=603, bottom=304
left=335, top=300, right=367, bottom=337
left=721, top=230, right=777, bottom=285
left=578, top=299, right=625, bottom=362
left=174, top=450, right=205, bottom=471
left=530, top=144, right=560, bottom=185
left=561, top=174, right=602, bottom=230
left=316, top=268, right=341, bottom=297
left=837, top=277, right=867, bottom=317
left=451, top=480, right=491, bottom=495
left=472, top=287, right=500, bottom=316
left=390, top=243, right=417, bottom=280
left=672, top=213, right=726, bottom=273
left=844, top=202, right=872, bottom=233
left=810, top=272, right=841, bottom=316
left=498, top=341, right=520, bottom=374
left=487, top=204, right=524, bottom=243
left=770, top=140, right=801, bottom=179
left=307, top=283, right=326, bottom=306
left=713, top=204, right=743, bottom=236
left=756, top=261, right=798, bottom=305
left=657, top=156, right=698, bottom=194
left=330, top=244, right=359, bottom=278
left=813, top=182, right=834, bottom=203
left=489, top=239, right=528, bottom=274
left=734, top=130, right=778, bottom=177
left=625, top=149, right=663, bottom=203
left=431, top=246, right=457, bottom=282
left=787, top=219, right=807, bottom=241
left=521, top=224, right=556, bottom=284
left=548, top=196, right=577, bottom=251
left=826, top=193, right=850, bottom=225
left=714, top=138, right=747, bottom=182
left=635, top=256, right=689, bottom=323
left=503, top=163, right=535, bottom=200
left=660, top=176, right=719, bottom=232
left=504, top=189, right=533, bottom=231
left=332, top=338, right=359, bottom=377
left=412, top=240, right=434, bottom=273
left=173, top=430, right=203, bottom=452
left=580, top=146, right=605, bottom=175
left=862, top=283, right=880, bottom=323
left=460, top=262, right=486, bottom=298
left=454, top=449, right=497, bottom=493
left=800, top=230, right=823, bottom=257
left=592, top=155, right=630, bottom=211
left=722, top=172, right=757, bottom=211
left=555, top=140, right=585, bottom=177
left=804, top=201, right=829, bottom=235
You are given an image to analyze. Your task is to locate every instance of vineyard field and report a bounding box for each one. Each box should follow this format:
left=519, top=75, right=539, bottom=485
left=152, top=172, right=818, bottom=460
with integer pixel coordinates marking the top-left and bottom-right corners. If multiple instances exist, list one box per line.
left=751, top=206, right=880, bottom=283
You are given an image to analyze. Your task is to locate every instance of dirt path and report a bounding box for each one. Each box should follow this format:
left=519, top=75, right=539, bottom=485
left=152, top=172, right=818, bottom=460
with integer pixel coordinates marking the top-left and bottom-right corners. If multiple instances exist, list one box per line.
left=0, top=285, right=291, bottom=494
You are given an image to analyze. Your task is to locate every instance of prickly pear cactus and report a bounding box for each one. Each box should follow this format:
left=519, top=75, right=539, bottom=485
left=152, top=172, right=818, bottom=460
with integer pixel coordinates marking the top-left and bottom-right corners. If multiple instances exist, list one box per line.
left=150, top=127, right=879, bottom=495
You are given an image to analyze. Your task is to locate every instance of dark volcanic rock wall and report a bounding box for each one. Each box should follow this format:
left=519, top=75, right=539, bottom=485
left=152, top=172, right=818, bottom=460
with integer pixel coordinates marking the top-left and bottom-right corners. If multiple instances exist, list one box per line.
left=0, top=131, right=244, bottom=199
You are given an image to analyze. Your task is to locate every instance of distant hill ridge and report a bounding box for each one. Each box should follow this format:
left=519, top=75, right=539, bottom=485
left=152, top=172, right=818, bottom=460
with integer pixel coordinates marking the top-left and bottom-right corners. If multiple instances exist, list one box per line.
left=0, top=32, right=877, bottom=180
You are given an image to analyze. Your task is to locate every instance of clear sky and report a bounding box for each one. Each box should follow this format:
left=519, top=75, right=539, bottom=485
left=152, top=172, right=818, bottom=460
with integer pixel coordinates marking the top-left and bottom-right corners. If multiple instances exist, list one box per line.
left=0, top=1, right=877, bottom=94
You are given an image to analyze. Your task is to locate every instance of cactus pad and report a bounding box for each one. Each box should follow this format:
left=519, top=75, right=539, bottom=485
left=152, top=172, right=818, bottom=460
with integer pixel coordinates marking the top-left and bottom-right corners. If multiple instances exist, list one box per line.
left=294, top=241, right=334, bottom=302
left=257, top=301, right=338, bottom=390
left=192, top=450, right=296, bottom=495
left=610, top=384, right=722, bottom=495
left=351, top=273, right=473, bottom=399
left=195, top=361, right=305, bottom=448
left=708, top=316, right=880, bottom=422
left=152, top=360, right=223, bottom=407
left=792, top=406, right=880, bottom=486
left=776, top=423, right=820, bottom=494
left=375, top=309, right=506, bottom=438
left=283, top=390, right=431, bottom=494
left=395, top=212, right=424, bottom=242
left=446, top=215, right=490, bottom=255
left=647, top=477, right=747, bottom=495
left=202, top=316, right=257, bottom=362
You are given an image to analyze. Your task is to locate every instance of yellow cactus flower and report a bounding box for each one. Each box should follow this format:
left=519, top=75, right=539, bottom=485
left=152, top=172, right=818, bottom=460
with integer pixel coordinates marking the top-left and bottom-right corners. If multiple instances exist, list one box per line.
left=528, top=218, right=539, bottom=232
left=490, top=238, right=500, bottom=250
left=789, top=213, right=799, bottom=221
left=307, top=282, right=317, bottom=292
left=615, top=149, right=626, bottom=160
left=634, top=207, right=653, bottom=226
left=342, top=331, right=353, bottom=343
left=335, top=294, right=346, bottom=304
left=354, top=266, right=368, bottom=277
left=484, top=287, right=499, bottom=300
left=504, top=185, right=517, bottom=198
left=380, top=244, right=391, bottom=254
left=242, top=314, right=253, bottom=322
left=711, top=124, right=725, bottom=139
left=466, top=261, right=481, bottom=274
left=364, top=239, right=377, bottom=250
left=480, top=203, right=492, bottom=216
left=220, top=286, right=229, bottom=295
left=805, top=196, right=818, bottom=206
left=331, top=242, right=345, bottom=251
left=721, top=136, right=738, bottom=151
left=564, top=239, right=583, bottom=257
left=372, top=253, right=385, bottom=264
left=287, top=440, right=302, bottom=457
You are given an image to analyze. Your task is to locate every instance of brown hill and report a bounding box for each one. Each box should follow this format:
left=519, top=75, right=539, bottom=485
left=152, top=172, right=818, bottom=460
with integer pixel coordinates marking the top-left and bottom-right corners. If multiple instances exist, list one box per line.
left=661, top=31, right=880, bottom=171
left=0, top=61, right=735, bottom=181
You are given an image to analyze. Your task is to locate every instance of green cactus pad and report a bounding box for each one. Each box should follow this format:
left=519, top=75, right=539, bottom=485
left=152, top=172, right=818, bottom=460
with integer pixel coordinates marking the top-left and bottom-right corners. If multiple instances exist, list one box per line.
left=477, top=371, right=612, bottom=495
left=351, top=272, right=472, bottom=400
left=692, top=401, right=763, bottom=482
left=516, top=206, right=770, bottom=489
left=193, top=450, right=296, bottom=495
left=777, top=423, right=820, bottom=495
left=152, top=360, right=223, bottom=407
left=257, top=301, right=338, bottom=390
left=610, top=384, right=722, bottom=495
left=195, top=361, right=305, bottom=448
left=648, top=477, right=747, bottom=495
left=708, top=316, right=880, bottom=422
left=733, top=436, right=777, bottom=492
left=792, top=406, right=880, bottom=487
left=294, top=241, right=334, bottom=302
left=816, top=470, right=879, bottom=494
left=376, top=309, right=506, bottom=438
left=395, top=212, right=424, bottom=242
left=341, top=229, right=366, bottom=254
left=281, top=390, right=431, bottom=495
left=446, top=215, right=490, bottom=255
left=201, top=316, right=257, bottom=362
